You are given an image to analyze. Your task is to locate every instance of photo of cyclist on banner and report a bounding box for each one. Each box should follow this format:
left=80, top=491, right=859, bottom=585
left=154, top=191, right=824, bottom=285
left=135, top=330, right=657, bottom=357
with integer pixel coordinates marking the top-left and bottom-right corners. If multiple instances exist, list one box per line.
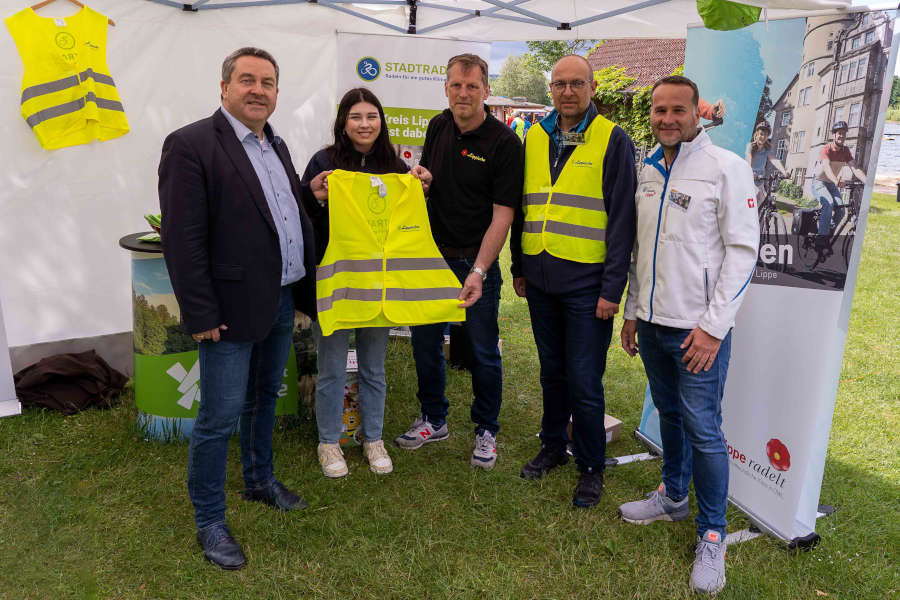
left=810, top=121, right=867, bottom=250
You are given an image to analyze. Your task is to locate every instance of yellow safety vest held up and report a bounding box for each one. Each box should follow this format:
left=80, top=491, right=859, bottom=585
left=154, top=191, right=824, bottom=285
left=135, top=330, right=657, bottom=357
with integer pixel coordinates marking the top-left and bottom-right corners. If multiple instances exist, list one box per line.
left=522, top=115, right=615, bottom=263
left=316, top=170, right=466, bottom=337
left=5, top=6, right=129, bottom=150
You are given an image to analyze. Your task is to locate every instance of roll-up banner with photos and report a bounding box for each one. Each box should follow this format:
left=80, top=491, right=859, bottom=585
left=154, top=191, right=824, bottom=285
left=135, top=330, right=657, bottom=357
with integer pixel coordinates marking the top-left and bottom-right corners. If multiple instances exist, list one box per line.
left=636, top=9, right=898, bottom=542
left=336, top=33, right=489, bottom=168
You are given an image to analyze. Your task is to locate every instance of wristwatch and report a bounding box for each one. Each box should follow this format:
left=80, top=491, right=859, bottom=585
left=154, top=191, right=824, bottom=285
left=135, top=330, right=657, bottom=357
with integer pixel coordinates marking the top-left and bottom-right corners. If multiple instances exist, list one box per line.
left=469, top=265, right=487, bottom=281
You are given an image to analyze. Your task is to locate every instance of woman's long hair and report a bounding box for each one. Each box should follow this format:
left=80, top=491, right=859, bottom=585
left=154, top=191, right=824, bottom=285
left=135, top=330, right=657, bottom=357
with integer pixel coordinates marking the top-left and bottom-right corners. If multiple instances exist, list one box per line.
left=326, top=87, right=404, bottom=174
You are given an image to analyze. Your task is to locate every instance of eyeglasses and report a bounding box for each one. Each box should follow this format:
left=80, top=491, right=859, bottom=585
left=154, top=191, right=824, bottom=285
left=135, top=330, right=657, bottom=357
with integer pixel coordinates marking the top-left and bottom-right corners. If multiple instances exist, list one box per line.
left=550, top=79, right=588, bottom=92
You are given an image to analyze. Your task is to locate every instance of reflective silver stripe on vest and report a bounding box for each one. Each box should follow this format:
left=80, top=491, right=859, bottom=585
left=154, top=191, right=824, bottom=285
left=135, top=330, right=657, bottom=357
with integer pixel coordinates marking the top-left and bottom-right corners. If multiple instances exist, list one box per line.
left=25, top=92, right=125, bottom=128
left=386, top=257, right=449, bottom=271
left=522, top=221, right=543, bottom=233
left=523, top=192, right=549, bottom=207
left=316, top=259, right=383, bottom=281
left=316, top=257, right=449, bottom=281
left=549, top=192, right=605, bottom=212
left=385, top=288, right=460, bottom=301
left=21, top=68, right=116, bottom=104
left=544, top=220, right=606, bottom=241
left=317, top=287, right=383, bottom=312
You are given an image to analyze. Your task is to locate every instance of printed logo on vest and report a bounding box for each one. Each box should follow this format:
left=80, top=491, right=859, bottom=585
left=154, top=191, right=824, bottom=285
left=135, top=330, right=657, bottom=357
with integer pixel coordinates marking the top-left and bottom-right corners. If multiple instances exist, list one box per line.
left=572, top=160, right=593, bottom=167
left=55, top=32, right=76, bottom=50
left=367, top=190, right=387, bottom=214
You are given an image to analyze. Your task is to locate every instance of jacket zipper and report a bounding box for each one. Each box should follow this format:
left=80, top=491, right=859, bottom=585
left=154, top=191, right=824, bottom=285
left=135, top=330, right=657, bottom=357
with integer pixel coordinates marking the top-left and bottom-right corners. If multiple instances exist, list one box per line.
left=648, top=151, right=676, bottom=322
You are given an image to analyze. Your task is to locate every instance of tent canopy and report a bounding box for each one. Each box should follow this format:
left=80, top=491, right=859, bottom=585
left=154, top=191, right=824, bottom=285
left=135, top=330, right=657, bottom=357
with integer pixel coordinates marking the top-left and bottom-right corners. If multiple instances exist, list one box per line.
left=0, top=0, right=882, bottom=370
left=145, top=0, right=856, bottom=39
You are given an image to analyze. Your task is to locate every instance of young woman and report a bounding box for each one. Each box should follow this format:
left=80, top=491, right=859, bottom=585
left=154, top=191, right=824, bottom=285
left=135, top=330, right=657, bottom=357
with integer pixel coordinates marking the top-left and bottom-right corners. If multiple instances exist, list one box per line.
left=300, top=87, right=430, bottom=478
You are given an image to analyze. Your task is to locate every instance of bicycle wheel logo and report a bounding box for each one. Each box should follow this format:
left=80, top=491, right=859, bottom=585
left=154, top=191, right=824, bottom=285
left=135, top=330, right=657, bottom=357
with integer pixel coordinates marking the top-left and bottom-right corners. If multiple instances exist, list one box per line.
left=357, top=57, right=380, bottom=81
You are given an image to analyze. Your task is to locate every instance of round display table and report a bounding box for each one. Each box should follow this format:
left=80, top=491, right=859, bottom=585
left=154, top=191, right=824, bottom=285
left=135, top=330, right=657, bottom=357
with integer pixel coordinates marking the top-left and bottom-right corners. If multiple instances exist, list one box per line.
left=119, top=232, right=298, bottom=441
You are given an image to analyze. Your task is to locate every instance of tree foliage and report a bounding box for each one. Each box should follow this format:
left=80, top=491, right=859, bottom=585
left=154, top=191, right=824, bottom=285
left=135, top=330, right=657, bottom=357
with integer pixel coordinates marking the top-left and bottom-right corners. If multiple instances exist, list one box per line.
left=525, top=40, right=596, bottom=73
left=592, top=66, right=653, bottom=149
left=491, top=54, right=548, bottom=104
left=755, top=75, right=774, bottom=125
left=891, top=75, right=900, bottom=108
left=132, top=291, right=194, bottom=355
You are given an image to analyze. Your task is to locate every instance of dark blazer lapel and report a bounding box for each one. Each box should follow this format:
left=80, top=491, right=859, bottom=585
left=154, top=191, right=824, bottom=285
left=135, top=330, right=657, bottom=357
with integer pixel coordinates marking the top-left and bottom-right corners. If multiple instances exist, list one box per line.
left=213, top=109, right=277, bottom=234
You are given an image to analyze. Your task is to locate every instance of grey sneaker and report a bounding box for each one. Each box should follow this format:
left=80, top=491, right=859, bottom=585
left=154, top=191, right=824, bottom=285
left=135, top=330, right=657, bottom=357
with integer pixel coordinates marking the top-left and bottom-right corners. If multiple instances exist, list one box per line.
left=618, top=483, right=690, bottom=524
left=394, top=416, right=449, bottom=449
left=690, top=530, right=726, bottom=595
left=471, top=430, right=497, bottom=469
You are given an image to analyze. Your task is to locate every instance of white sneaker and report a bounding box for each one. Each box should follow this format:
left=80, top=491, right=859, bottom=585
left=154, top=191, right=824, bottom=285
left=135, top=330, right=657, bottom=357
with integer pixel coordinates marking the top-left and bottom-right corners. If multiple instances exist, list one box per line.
left=363, top=440, right=393, bottom=474
left=471, top=430, right=497, bottom=470
left=317, top=443, right=348, bottom=478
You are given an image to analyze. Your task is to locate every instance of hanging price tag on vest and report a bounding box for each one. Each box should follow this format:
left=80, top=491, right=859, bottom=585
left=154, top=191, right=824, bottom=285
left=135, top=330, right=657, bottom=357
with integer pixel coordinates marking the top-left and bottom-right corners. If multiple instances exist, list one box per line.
left=561, top=132, right=586, bottom=146
left=369, top=176, right=387, bottom=198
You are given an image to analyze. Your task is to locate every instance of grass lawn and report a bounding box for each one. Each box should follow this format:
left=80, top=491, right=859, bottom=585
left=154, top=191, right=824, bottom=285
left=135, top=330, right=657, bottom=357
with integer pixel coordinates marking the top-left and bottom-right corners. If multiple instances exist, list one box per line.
left=0, top=194, right=897, bottom=599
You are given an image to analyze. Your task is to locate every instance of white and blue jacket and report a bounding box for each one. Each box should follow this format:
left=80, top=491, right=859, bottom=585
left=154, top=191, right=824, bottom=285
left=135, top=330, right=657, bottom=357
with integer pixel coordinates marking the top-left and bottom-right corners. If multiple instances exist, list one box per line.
left=623, top=129, right=759, bottom=339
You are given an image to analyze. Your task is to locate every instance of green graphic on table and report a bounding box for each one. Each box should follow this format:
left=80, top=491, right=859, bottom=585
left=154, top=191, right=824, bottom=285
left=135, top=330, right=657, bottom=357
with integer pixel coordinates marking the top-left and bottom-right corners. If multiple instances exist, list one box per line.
left=134, top=350, right=298, bottom=418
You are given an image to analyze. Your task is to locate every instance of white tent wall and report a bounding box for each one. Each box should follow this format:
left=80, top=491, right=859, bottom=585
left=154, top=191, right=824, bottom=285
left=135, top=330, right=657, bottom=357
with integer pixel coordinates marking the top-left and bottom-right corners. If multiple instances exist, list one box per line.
left=0, top=0, right=860, bottom=375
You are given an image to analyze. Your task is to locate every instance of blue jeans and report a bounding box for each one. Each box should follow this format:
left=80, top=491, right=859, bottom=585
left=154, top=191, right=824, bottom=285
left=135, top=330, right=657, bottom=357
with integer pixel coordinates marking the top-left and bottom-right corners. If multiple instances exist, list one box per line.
left=636, top=320, right=731, bottom=539
left=526, top=283, right=612, bottom=471
left=313, top=324, right=389, bottom=444
left=410, top=258, right=502, bottom=434
left=811, top=179, right=845, bottom=237
left=187, top=286, right=295, bottom=530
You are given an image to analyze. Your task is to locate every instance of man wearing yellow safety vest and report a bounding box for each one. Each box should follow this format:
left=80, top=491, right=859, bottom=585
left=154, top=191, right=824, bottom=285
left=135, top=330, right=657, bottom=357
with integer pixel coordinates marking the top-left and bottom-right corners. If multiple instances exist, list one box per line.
left=395, top=54, right=523, bottom=469
left=510, top=55, right=637, bottom=508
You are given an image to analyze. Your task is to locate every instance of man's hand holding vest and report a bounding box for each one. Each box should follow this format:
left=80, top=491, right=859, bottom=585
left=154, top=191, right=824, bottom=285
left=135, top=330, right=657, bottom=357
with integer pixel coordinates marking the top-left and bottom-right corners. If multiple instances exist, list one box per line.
left=409, top=165, right=432, bottom=195
left=458, top=272, right=483, bottom=308
left=310, top=170, right=333, bottom=204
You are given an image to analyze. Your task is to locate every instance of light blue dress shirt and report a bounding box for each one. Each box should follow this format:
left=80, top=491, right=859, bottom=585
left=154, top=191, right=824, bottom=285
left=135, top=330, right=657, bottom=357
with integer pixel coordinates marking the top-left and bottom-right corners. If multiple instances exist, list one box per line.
left=221, top=106, right=306, bottom=285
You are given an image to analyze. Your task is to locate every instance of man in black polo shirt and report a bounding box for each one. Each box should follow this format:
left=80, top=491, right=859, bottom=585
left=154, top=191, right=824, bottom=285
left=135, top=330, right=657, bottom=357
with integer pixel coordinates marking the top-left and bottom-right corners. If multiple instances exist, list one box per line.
left=395, top=53, right=522, bottom=470
left=511, top=54, right=637, bottom=507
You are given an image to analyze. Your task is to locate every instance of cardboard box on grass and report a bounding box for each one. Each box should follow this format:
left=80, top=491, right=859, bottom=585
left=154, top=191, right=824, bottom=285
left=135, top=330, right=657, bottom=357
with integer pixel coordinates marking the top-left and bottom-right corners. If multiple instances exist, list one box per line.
left=565, top=414, right=623, bottom=444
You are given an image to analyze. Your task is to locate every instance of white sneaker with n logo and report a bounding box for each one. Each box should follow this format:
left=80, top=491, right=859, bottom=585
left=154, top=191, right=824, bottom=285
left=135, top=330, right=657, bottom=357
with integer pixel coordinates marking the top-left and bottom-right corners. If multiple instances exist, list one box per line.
left=394, top=416, right=449, bottom=450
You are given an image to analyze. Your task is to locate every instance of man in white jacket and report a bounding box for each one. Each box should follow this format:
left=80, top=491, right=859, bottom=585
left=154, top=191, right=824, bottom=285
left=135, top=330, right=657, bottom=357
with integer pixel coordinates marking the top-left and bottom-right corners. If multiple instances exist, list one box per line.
left=619, top=75, right=758, bottom=595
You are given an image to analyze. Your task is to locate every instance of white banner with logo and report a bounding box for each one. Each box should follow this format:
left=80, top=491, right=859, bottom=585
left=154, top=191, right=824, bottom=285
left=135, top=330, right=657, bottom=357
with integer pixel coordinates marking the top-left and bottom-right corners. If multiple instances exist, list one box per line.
left=636, top=10, right=897, bottom=541
left=337, top=33, right=489, bottom=166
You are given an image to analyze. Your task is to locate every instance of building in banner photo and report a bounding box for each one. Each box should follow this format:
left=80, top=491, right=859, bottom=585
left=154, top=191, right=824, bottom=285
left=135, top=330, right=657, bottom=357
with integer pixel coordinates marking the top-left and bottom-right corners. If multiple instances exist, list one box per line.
left=764, top=11, right=893, bottom=290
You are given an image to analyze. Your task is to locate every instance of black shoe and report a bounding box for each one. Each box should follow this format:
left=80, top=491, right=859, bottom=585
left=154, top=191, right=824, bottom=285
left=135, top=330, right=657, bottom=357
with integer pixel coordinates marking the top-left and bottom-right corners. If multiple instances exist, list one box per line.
left=197, top=524, right=246, bottom=570
left=242, top=479, right=308, bottom=511
left=572, top=470, right=604, bottom=508
left=520, top=444, right=569, bottom=480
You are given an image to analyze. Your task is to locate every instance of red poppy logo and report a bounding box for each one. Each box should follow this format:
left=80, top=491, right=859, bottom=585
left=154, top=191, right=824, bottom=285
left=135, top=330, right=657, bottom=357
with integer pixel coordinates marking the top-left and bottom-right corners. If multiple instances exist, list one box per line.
left=766, top=438, right=791, bottom=471
left=403, top=150, right=411, bottom=159
left=461, top=149, right=468, bottom=156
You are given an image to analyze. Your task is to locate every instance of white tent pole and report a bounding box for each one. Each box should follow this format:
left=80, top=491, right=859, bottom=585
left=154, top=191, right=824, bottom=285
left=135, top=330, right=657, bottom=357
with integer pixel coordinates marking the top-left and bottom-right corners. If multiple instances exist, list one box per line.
left=569, top=0, right=675, bottom=28
left=316, top=0, right=409, bottom=32
left=478, top=0, right=559, bottom=27
left=416, top=0, right=538, bottom=35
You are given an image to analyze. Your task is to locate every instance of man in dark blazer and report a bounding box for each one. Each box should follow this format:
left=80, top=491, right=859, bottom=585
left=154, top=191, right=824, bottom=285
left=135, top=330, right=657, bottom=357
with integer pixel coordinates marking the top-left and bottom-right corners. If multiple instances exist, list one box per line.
left=158, top=47, right=316, bottom=571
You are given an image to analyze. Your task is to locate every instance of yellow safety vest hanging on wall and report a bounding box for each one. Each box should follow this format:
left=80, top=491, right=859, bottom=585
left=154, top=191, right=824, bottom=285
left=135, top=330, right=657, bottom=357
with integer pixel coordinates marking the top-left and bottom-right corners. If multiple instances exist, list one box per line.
left=316, top=170, right=466, bottom=337
left=5, top=6, right=129, bottom=150
left=522, top=115, right=615, bottom=263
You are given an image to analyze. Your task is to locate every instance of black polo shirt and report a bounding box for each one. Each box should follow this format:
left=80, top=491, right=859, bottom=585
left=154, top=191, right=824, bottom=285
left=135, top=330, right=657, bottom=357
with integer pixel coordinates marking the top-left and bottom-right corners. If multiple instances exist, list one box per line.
left=420, top=108, right=522, bottom=248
